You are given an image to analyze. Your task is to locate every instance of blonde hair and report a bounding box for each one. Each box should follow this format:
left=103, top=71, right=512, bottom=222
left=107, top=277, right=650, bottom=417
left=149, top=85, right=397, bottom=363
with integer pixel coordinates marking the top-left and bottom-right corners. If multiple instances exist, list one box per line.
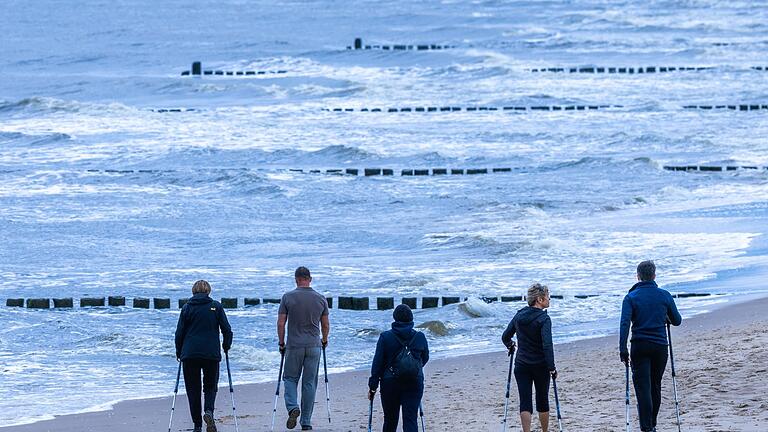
left=527, top=282, right=549, bottom=306
left=192, top=280, right=211, bottom=295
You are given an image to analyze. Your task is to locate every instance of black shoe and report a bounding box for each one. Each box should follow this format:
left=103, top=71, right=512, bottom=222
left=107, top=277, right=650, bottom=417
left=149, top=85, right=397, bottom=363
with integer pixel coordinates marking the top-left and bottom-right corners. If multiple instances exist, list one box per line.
left=193, top=427, right=202, bottom=432
left=286, top=407, right=300, bottom=429
left=203, top=410, right=217, bottom=432
left=301, top=426, right=313, bottom=431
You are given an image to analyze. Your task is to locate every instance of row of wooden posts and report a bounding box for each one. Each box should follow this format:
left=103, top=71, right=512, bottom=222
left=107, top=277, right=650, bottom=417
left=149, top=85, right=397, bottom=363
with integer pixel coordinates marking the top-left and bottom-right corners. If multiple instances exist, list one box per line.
left=181, top=58, right=768, bottom=77
left=5, top=292, right=712, bottom=310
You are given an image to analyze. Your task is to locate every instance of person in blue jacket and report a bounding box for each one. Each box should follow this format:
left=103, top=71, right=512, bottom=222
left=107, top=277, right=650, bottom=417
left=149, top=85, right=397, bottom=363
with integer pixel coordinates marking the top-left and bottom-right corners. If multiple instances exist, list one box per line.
left=175, top=280, right=233, bottom=432
left=620, top=260, right=682, bottom=432
left=368, top=304, right=429, bottom=432
left=502, top=283, right=557, bottom=432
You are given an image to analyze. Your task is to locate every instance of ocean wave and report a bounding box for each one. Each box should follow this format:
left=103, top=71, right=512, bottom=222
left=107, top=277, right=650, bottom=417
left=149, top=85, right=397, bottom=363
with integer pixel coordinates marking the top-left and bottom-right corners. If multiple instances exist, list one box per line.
left=0, top=131, right=72, bottom=147
left=230, top=345, right=282, bottom=372
left=371, top=277, right=430, bottom=289
left=293, top=83, right=366, bottom=98
left=210, top=170, right=284, bottom=196
left=0, top=97, right=130, bottom=115
left=416, top=320, right=453, bottom=336
left=420, top=232, right=528, bottom=255
left=128, top=168, right=283, bottom=196
left=304, top=144, right=378, bottom=163
left=458, top=297, right=496, bottom=318
left=70, top=331, right=170, bottom=356
left=158, top=145, right=465, bottom=168
left=548, top=156, right=657, bottom=172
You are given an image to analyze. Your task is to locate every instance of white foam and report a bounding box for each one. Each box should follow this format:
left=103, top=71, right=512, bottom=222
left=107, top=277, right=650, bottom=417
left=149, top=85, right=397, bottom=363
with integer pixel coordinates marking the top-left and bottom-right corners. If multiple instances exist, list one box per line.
left=458, top=297, right=496, bottom=318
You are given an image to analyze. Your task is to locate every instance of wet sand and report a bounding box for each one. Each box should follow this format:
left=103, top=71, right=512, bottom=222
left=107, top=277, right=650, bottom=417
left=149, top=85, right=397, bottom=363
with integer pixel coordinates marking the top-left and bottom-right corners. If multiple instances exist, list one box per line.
left=4, top=296, right=767, bottom=432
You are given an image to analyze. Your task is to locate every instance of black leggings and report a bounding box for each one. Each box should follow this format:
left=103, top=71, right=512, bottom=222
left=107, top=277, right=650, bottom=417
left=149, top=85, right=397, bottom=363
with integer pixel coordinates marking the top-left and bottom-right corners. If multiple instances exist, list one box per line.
left=183, top=358, right=220, bottom=427
left=514, top=363, right=550, bottom=413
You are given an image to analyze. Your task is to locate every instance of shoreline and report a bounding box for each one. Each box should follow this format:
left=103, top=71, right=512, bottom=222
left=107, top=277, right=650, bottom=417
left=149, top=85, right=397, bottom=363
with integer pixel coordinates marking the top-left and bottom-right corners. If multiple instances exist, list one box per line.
left=4, top=240, right=766, bottom=429
left=0, top=292, right=755, bottom=430
left=4, top=279, right=767, bottom=431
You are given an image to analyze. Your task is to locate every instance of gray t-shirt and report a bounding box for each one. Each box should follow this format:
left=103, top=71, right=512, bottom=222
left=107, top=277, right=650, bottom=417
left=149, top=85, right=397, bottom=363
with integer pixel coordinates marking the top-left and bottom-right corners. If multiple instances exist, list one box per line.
left=279, top=287, right=329, bottom=348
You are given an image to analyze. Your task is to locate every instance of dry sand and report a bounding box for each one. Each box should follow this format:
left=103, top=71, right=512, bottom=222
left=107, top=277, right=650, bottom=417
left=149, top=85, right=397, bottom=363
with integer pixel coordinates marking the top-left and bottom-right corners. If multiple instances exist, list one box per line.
left=4, top=296, right=767, bottom=432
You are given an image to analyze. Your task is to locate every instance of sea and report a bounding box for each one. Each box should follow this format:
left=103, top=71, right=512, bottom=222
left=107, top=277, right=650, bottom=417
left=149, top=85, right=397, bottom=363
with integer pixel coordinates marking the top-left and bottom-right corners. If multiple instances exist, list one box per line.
left=1, top=0, right=768, bottom=427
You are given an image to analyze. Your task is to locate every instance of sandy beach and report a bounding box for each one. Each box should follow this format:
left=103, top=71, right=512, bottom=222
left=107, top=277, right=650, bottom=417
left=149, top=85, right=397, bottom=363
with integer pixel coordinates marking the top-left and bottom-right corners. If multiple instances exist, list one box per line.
left=4, top=294, right=767, bottom=432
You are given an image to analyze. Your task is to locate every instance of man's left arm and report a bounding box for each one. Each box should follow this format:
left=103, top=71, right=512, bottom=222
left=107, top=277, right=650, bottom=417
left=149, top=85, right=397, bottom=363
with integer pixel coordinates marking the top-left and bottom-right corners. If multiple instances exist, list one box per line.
left=320, top=314, right=330, bottom=347
left=277, top=313, right=288, bottom=353
left=667, top=294, right=682, bottom=326
left=218, top=305, right=233, bottom=353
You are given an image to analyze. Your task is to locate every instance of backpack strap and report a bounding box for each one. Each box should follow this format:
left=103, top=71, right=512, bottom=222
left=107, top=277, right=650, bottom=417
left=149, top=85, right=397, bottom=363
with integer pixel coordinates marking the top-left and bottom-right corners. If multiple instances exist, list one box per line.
left=394, top=332, right=419, bottom=348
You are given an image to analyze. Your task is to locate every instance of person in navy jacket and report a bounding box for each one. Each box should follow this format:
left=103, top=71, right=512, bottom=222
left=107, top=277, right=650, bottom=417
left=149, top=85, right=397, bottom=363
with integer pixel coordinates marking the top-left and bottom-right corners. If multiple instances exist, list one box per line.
left=368, top=304, right=429, bottom=432
left=620, top=261, right=682, bottom=432
left=175, top=280, right=233, bottom=432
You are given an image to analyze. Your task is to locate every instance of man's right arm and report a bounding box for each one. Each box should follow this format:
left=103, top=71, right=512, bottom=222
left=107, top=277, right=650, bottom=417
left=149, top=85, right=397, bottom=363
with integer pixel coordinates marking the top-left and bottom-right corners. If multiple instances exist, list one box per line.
left=619, top=295, right=632, bottom=361
left=320, top=314, right=330, bottom=347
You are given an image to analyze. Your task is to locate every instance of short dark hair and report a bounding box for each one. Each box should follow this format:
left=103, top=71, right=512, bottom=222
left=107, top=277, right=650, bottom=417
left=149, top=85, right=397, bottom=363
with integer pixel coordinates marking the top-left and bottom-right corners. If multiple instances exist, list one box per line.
left=192, top=280, right=211, bottom=294
left=295, top=266, right=311, bottom=279
left=637, top=260, right=656, bottom=281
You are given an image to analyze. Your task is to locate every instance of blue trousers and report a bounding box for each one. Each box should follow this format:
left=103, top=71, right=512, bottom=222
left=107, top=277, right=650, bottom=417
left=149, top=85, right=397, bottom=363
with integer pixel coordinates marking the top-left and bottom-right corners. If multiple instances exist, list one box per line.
left=380, top=378, right=423, bottom=432
left=283, top=346, right=322, bottom=427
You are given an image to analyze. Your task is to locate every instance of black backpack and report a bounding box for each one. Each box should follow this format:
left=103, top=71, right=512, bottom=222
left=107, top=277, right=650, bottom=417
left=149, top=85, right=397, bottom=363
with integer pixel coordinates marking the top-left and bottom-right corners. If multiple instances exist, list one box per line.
left=389, top=332, right=422, bottom=380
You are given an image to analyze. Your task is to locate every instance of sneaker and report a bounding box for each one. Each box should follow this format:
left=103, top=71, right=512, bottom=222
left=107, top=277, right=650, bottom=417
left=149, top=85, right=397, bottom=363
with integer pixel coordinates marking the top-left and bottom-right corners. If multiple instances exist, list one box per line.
left=286, top=407, right=300, bottom=429
left=301, top=426, right=313, bottom=431
left=203, top=410, right=217, bottom=432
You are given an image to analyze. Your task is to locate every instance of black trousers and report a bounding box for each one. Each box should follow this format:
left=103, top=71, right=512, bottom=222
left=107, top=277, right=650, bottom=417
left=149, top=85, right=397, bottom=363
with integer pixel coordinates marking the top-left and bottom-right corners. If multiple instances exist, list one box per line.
left=631, top=341, right=668, bottom=431
left=183, top=358, right=220, bottom=427
left=514, top=363, right=550, bottom=413
left=380, top=378, right=424, bottom=432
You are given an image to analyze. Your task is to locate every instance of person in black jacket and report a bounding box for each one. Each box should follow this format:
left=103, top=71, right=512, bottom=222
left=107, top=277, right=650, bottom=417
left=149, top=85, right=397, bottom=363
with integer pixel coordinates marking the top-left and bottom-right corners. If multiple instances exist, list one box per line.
left=368, top=304, right=429, bottom=432
left=502, top=283, right=557, bottom=432
left=175, top=280, right=233, bottom=432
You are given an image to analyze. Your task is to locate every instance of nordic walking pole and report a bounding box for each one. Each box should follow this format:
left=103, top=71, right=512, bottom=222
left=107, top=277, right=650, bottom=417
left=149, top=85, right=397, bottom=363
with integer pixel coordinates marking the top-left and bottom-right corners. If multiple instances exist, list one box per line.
left=552, top=375, right=563, bottom=432
left=270, top=351, right=286, bottom=432
left=225, top=352, right=240, bottom=432
left=625, top=359, right=631, bottom=432
left=323, top=345, right=332, bottom=423
left=501, top=342, right=515, bottom=432
left=367, top=394, right=374, bottom=432
left=419, top=402, right=426, bottom=432
left=667, top=322, right=682, bottom=432
left=168, top=360, right=182, bottom=432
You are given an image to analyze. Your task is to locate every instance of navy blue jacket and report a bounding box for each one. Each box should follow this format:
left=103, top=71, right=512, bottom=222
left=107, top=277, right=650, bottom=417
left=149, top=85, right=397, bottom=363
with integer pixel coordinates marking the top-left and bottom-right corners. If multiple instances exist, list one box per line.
left=502, top=306, right=555, bottom=371
left=619, top=280, right=682, bottom=352
left=175, top=293, right=233, bottom=361
left=368, top=321, right=429, bottom=391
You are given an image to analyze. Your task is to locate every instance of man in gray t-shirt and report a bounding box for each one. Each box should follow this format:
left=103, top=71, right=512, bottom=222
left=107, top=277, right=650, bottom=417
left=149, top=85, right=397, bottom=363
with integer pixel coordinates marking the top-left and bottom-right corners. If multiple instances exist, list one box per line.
left=277, top=267, right=330, bottom=430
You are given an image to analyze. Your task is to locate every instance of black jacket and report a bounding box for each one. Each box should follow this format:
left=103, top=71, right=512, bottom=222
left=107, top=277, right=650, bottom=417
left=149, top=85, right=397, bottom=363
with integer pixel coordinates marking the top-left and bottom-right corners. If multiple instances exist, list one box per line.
left=175, top=293, right=233, bottom=361
left=501, top=306, right=555, bottom=371
left=368, top=321, right=430, bottom=391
